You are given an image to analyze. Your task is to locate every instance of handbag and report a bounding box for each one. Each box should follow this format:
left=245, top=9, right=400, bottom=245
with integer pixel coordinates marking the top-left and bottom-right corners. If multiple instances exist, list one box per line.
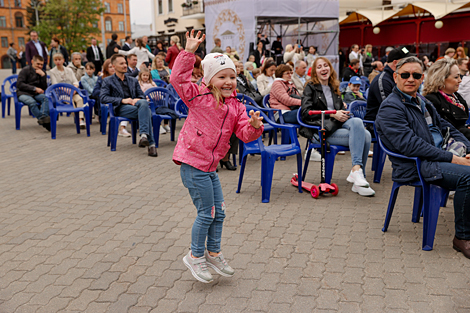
left=287, top=86, right=301, bottom=108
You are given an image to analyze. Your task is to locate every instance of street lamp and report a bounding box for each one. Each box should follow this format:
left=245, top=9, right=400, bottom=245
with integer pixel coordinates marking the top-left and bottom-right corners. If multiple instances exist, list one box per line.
left=31, top=0, right=40, bottom=26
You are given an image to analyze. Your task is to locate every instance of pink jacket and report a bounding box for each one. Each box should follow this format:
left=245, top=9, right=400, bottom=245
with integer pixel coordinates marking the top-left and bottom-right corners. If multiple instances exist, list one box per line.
left=171, top=51, right=264, bottom=172
left=270, top=78, right=301, bottom=111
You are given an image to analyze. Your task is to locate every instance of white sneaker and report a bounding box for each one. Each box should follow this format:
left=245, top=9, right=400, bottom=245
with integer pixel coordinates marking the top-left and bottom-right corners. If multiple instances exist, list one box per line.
left=306, top=149, right=321, bottom=162
left=205, top=251, right=235, bottom=277
left=183, top=251, right=213, bottom=283
left=368, top=150, right=373, bottom=157
left=118, top=128, right=131, bottom=137
left=163, top=124, right=171, bottom=132
left=337, top=151, right=346, bottom=155
left=346, top=168, right=370, bottom=187
left=160, top=126, right=166, bottom=134
left=80, top=119, right=86, bottom=129
left=352, top=184, right=375, bottom=196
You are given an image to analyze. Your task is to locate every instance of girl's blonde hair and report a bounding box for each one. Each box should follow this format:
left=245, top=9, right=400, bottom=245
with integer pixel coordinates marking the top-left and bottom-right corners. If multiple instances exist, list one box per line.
left=422, top=58, right=458, bottom=96
left=307, top=57, right=340, bottom=95
left=138, top=68, right=152, bottom=83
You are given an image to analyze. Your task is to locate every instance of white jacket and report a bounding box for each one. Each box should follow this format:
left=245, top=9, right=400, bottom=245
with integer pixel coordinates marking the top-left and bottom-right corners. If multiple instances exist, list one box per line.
left=257, top=74, right=275, bottom=96
left=118, top=47, right=155, bottom=68
left=459, top=75, right=470, bottom=107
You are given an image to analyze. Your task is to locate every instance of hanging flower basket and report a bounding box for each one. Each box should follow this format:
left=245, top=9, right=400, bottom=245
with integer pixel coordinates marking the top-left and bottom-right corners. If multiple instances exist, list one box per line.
left=192, top=1, right=198, bottom=4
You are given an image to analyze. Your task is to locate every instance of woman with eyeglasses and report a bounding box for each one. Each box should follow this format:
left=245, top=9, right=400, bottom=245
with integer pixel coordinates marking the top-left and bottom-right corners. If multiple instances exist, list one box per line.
left=423, top=58, right=470, bottom=140
left=300, top=57, right=374, bottom=196
left=269, top=64, right=301, bottom=124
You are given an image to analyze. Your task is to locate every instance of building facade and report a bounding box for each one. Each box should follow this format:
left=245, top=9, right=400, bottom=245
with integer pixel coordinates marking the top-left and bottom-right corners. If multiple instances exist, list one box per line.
left=150, top=0, right=204, bottom=47
left=0, top=0, right=131, bottom=69
left=0, top=0, right=28, bottom=69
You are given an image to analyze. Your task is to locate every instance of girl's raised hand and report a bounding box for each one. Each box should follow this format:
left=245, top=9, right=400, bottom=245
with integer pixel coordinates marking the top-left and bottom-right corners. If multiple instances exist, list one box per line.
left=249, top=110, right=263, bottom=129
left=185, top=30, right=205, bottom=54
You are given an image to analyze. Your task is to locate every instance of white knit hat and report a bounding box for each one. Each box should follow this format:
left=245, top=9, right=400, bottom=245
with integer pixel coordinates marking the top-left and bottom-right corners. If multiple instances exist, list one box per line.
left=201, top=53, right=236, bottom=85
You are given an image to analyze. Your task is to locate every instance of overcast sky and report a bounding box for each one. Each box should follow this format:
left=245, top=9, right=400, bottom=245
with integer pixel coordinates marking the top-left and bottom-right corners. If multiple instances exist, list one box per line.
left=129, top=0, right=152, bottom=25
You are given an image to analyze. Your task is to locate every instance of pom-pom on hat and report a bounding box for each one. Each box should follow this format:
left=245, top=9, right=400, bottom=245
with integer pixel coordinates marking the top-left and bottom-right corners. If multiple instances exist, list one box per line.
left=201, top=53, right=236, bottom=85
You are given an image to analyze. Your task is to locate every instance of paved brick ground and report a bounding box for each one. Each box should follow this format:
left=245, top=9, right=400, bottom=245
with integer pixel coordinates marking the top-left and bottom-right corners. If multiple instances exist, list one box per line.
left=0, top=110, right=469, bottom=313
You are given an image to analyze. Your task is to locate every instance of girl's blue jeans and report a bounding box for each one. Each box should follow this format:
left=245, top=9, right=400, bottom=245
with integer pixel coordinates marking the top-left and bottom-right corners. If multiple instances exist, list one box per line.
left=326, top=117, right=371, bottom=169
left=180, top=163, right=226, bottom=258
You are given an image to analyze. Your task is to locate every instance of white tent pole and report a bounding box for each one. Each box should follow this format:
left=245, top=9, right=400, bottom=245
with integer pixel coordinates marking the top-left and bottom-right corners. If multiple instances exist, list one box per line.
left=298, top=17, right=300, bottom=44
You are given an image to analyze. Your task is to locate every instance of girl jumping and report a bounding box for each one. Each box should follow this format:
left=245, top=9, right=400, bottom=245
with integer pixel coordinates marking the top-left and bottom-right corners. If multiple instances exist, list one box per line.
left=170, top=30, right=264, bottom=283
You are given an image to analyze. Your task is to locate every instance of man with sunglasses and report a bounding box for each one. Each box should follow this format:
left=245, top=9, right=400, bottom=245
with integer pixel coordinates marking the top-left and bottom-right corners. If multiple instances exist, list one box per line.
left=365, top=47, right=415, bottom=122
left=376, top=56, right=470, bottom=259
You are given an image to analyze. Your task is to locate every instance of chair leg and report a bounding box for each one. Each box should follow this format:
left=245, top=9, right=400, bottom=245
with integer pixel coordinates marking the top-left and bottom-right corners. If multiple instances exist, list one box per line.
left=131, top=121, right=137, bottom=144
left=236, top=154, right=248, bottom=193
left=296, top=153, right=303, bottom=194
left=238, top=141, right=244, bottom=165
left=411, top=187, right=423, bottom=223
left=232, top=153, right=237, bottom=168
left=50, top=110, right=57, bottom=140
left=373, top=145, right=387, bottom=183
left=15, top=103, right=22, bottom=130
left=101, top=105, right=108, bottom=135
left=371, top=142, right=378, bottom=171
left=440, top=189, right=449, bottom=208
left=85, top=108, right=90, bottom=137
left=107, top=118, right=112, bottom=147
left=152, top=116, right=161, bottom=148
left=110, top=118, right=119, bottom=151
left=302, top=147, right=312, bottom=182
left=261, top=154, right=276, bottom=203
left=382, top=182, right=401, bottom=232
left=421, top=184, right=443, bottom=251
left=1, top=96, right=5, bottom=118
left=74, top=112, right=80, bottom=134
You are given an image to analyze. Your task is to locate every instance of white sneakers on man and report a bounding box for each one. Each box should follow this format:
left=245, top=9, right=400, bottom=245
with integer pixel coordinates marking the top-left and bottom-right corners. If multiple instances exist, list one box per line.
left=163, top=125, right=171, bottom=133
left=305, top=149, right=321, bottom=162
left=160, top=126, right=166, bottom=134
left=347, top=168, right=375, bottom=196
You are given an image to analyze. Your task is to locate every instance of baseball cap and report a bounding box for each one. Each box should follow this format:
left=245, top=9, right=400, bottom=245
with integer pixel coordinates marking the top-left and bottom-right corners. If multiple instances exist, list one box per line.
left=387, top=47, right=416, bottom=63
left=349, top=76, right=361, bottom=85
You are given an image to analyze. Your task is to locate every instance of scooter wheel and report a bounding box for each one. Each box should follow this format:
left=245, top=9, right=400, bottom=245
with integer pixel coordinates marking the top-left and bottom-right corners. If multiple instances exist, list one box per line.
left=310, top=185, right=320, bottom=198
left=330, top=183, right=339, bottom=196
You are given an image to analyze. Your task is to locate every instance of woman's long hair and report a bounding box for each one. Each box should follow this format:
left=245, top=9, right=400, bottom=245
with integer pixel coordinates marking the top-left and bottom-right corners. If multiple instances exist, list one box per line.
left=422, top=58, right=457, bottom=96
left=102, top=59, right=113, bottom=78
left=307, top=57, right=340, bottom=95
left=136, top=38, right=144, bottom=49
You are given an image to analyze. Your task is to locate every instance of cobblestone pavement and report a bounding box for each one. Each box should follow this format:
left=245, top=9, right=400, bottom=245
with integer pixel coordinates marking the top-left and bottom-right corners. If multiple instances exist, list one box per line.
left=0, top=110, right=469, bottom=313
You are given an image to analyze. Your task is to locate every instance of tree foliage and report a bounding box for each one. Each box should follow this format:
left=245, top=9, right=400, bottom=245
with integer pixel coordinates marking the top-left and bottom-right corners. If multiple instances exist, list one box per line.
left=33, top=0, right=105, bottom=52
left=26, top=0, right=45, bottom=33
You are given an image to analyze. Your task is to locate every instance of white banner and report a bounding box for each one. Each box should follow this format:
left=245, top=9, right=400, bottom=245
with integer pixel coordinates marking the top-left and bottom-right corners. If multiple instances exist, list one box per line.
left=205, top=0, right=256, bottom=62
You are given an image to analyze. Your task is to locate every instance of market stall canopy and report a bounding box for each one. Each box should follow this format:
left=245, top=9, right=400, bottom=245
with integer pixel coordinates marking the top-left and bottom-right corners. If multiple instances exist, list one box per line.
left=389, top=1, right=470, bottom=20
left=339, top=9, right=399, bottom=26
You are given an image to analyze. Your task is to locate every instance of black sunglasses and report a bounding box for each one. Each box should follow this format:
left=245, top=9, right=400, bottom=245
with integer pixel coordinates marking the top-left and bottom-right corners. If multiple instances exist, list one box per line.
left=397, top=72, right=423, bottom=80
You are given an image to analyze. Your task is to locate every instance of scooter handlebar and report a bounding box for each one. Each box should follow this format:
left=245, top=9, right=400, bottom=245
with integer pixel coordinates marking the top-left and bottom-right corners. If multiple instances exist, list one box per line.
left=308, top=110, right=337, bottom=115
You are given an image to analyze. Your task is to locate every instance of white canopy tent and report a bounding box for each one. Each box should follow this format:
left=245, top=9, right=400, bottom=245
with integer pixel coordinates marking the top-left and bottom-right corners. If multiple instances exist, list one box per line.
left=205, top=0, right=339, bottom=66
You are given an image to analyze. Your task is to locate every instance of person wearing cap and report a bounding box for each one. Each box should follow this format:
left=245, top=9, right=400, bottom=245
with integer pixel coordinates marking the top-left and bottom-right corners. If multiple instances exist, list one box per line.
left=342, top=76, right=366, bottom=105
left=381, top=46, right=393, bottom=65
left=342, top=59, right=360, bottom=82
left=365, top=46, right=415, bottom=122
left=170, top=30, right=264, bottom=283
left=376, top=56, right=470, bottom=259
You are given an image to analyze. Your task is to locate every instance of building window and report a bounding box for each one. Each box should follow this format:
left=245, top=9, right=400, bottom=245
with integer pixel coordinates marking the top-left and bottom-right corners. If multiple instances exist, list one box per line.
left=0, top=0, right=4, bottom=7
left=168, top=0, right=173, bottom=12
left=120, top=39, right=125, bottom=46
left=105, top=18, right=112, bottom=31
left=1, top=37, right=8, bottom=48
left=158, top=0, right=163, bottom=14
left=14, top=0, right=20, bottom=7
left=119, top=21, right=124, bottom=31
left=104, top=2, right=110, bottom=13
left=0, top=16, right=6, bottom=27
left=15, top=12, right=24, bottom=28
left=117, top=3, right=123, bottom=13
left=18, top=37, right=24, bottom=46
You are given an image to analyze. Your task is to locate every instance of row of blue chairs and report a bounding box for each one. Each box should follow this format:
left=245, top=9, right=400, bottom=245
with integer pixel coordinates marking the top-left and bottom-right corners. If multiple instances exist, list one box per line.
left=237, top=94, right=447, bottom=252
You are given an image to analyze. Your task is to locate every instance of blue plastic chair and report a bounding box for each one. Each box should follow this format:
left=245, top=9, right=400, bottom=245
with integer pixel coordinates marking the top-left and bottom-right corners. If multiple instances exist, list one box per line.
left=237, top=94, right=277, bottom=145
left=296, top=108, right=350, bottom=184
left=153, top=79, right=168, bottom=87
left=11, top=81, right=41, bottom=130
left=45, top=83, right=91, bottom=139
left=237, top=105, right=303, bottom=203
left=349, top=100, right=387, bottom=183
left=174, top=99, right=188, bottom=119
left=364, top=88, right=369, bottom=100
left=1, top=75, right=18, bottom=118
left=166, top=84, right=180, bottom=100
left=145, top=87, right=177, bottom=148
left=340, top=81, right=349, bottom=92
left=47, top=75, right=52, bottom=86
left=377, top=134, right=450, bottom=251
left=107, top=103, right=138, bottom=151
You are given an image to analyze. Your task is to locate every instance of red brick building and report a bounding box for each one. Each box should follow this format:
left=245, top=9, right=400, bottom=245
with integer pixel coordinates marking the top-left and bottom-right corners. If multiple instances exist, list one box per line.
left=0, top=0, right=131, bottom=69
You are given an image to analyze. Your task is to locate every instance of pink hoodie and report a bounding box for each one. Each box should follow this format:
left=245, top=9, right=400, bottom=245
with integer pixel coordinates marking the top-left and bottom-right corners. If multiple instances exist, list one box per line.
left=171, top=51, right=264, bottom=172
